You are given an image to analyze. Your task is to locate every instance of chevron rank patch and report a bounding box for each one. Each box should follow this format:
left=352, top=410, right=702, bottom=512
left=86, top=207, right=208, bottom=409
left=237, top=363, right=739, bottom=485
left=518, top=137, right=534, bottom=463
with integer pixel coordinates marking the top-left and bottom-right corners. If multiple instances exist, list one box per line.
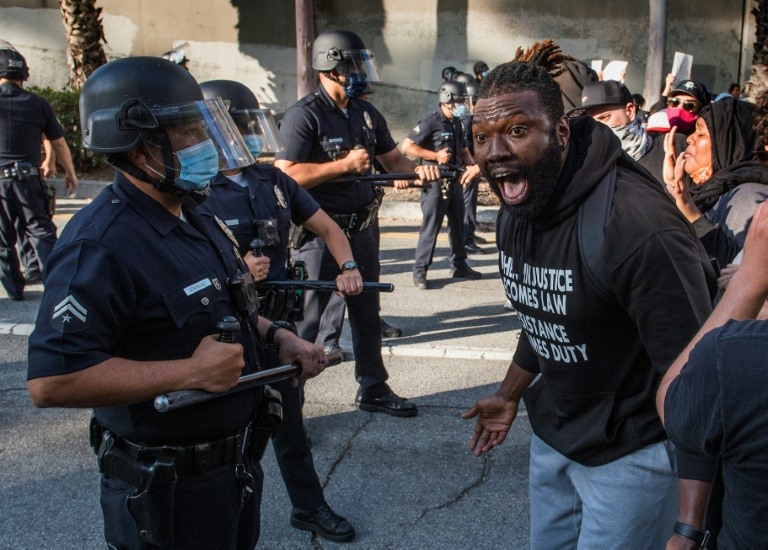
left=50, top=294, right=89, bottom=333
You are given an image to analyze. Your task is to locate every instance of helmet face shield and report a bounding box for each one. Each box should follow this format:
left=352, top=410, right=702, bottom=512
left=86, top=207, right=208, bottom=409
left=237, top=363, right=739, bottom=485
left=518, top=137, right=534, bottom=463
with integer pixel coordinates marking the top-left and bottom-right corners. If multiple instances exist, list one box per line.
left=230, top=108, right=286, bottom=156
left=154, top=97, right=255, bottom=172
left=335, top=50, right=381, bottom=83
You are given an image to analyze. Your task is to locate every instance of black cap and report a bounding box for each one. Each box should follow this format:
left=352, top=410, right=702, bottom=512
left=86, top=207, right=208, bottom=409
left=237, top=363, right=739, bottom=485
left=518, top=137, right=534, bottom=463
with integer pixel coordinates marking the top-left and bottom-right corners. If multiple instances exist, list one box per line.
left=669, top=80, right=711, bottom=108
left=566, top=80, right=632, bottom=116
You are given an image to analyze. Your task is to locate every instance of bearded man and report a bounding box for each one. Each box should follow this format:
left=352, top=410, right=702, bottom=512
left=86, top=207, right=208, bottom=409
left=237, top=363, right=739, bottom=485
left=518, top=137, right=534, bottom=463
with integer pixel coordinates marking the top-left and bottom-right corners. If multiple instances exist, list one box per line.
left=461, top=40, right=716, bottom=549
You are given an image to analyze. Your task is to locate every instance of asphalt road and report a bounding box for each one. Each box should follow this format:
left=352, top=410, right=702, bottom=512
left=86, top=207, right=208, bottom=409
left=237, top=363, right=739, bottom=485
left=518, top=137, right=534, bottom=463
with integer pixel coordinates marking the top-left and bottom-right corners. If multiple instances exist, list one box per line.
left=0, top=191, right=532, bottom=549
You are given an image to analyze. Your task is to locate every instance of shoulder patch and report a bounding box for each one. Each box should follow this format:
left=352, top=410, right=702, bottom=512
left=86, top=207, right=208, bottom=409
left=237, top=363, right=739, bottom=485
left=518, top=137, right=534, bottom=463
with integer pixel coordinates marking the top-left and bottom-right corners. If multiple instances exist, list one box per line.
left=413, top=125, right=420, bottom=134
left=50, top=294, right=90, bottom=333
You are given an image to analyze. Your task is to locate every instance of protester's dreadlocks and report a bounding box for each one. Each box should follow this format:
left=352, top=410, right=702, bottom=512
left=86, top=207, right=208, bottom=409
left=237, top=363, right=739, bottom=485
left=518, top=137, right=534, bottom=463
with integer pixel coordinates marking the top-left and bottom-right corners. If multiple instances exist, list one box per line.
left=478, top=39, right=574, bottom=124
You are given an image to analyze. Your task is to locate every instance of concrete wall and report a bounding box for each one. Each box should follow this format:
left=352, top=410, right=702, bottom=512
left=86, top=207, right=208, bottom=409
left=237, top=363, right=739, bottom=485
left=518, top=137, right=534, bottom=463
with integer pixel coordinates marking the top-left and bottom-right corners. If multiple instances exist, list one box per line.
left=0, top=0, right=751, bottom=143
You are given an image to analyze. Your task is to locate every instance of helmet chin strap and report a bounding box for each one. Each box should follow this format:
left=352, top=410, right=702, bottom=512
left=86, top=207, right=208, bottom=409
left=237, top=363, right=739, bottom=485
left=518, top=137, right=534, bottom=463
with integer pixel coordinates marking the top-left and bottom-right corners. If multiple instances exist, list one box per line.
left=107, top=133, right=209, bottom=207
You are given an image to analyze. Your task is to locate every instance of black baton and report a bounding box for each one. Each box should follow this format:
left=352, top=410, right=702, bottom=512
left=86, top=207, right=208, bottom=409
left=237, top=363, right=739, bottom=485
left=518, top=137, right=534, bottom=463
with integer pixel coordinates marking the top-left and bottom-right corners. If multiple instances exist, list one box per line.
left=154, top=350, right=344, bottom=412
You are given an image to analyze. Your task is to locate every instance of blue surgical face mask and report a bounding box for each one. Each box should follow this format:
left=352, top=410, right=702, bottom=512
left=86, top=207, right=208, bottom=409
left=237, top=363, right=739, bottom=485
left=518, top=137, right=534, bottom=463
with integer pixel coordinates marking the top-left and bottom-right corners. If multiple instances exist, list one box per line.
left=175, top=139, right=219, bottom=191
left=344, top=74, right=368, bottom=98
left=451, top=104, right=468, bottom=119
left=243, top=135, right=263, bottom=159
left=482, top=70, right=490, bottom=79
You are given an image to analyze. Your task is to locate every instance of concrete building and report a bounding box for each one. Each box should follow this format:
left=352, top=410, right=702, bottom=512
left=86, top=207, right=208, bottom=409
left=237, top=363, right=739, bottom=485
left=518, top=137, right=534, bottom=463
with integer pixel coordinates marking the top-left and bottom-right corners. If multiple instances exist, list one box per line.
left=0, top=0, right=752, bottom=141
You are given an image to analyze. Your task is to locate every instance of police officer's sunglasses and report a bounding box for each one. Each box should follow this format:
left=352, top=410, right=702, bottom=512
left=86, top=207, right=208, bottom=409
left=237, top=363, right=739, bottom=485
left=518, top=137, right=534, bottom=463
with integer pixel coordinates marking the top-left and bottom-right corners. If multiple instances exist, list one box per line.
left=666, top=98, right=700, bottom=113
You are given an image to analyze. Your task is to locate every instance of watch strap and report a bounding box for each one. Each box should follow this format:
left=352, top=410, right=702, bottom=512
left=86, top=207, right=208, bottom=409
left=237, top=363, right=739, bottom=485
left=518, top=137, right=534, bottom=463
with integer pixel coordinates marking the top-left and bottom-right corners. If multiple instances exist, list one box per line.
left=673, top=522, right=710, bottom=548
left=265, top=320, right=297, bottom=347
left=340, top=260, right=359, bottom=272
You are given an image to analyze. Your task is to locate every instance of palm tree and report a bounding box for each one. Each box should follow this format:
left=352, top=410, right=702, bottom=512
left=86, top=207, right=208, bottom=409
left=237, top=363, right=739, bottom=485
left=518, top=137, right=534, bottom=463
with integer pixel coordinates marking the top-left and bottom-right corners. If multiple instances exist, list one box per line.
left=59, top=0, right=108, bottom=88
left=744, top=0, right=768, bottom=99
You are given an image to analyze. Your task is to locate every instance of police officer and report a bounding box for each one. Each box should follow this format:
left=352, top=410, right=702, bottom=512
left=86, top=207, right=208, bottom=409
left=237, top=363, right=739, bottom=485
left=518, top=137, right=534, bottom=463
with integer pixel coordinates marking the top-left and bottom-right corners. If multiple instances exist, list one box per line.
left=461, top=81, right=489, bottom=254
left=275, top=29, right=440, bottom=416
left=402, top=80, right=482, bottom=290
left=0, top=47, right=77, bottom=300
left=199, top=79, right=358, bottom=542
left=27, top=57, right=328, bottom=550
left=473, top=61, right=490, bottom=83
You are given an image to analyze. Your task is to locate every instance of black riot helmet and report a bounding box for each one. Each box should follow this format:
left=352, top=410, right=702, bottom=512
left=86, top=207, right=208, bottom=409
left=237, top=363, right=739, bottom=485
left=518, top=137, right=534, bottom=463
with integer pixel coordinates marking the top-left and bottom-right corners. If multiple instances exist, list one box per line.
left=311, top=29, right=381, bottom=79
left=453, top=72, right=474, bottom=86
left=0, top=47, right=29, bottom=80
left=465, top=81, right=480, bottom=110
left=438, top=81, right=466, bottom=105
left=80, top=57, right=253, bottom=204
left=200, top=79, right=285, bottom=156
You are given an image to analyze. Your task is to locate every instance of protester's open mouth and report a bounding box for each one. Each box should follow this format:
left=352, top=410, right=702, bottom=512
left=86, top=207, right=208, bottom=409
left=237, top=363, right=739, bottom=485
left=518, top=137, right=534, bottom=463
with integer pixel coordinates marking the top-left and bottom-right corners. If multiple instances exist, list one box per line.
left=492, top=170, right=529, bottom=205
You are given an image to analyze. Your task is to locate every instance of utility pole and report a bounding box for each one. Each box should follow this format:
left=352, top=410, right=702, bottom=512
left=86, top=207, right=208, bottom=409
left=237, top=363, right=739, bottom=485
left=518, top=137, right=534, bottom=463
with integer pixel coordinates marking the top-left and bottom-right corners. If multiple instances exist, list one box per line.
left=295, top=0, right=315, bottom=100
left=644, top=0, right=667, bottom=106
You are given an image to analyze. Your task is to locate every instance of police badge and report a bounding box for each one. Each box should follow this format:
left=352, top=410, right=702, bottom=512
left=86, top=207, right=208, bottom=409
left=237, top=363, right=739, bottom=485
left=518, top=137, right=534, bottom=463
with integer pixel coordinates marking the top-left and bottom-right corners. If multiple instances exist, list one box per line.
left=273, top=186, right=287, bottom=209
left=363, top=111, right=373, bottom=129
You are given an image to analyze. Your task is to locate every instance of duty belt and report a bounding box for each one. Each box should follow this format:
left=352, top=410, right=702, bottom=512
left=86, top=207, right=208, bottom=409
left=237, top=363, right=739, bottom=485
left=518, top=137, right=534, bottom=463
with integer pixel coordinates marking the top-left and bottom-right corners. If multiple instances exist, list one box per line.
left=327, top=188, right=384, bottom=236
left=103, top=425, right=249, bottom=475
left=0, top=163, right=38, bottom=179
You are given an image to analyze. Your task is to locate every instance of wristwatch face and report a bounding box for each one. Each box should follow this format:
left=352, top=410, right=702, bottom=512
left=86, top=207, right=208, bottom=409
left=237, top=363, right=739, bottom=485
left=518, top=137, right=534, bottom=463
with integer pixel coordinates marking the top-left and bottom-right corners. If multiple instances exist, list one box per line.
left=341, top=260, right=359, bottom=271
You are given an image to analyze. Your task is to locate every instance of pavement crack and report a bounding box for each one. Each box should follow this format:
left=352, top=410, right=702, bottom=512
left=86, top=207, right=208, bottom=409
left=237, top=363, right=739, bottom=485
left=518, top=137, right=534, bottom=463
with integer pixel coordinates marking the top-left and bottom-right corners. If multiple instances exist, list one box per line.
left=415, top=452, right=491, bottom=521
left=321, top=413, right=373, bottom=491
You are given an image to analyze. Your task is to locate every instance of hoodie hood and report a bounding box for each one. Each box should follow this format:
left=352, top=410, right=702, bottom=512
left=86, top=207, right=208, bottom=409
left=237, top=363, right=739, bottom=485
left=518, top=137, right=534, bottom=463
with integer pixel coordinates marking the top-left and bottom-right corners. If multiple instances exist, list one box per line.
left=690, top=96, right=765, bottom=212
left=534, top=116, right=624, bottom=229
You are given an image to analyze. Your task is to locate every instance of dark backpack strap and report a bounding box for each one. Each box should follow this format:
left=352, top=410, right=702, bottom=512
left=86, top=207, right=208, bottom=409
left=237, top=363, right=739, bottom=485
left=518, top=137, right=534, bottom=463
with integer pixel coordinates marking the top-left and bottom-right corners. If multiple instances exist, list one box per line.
left=578, top=164, right=618, bottom=304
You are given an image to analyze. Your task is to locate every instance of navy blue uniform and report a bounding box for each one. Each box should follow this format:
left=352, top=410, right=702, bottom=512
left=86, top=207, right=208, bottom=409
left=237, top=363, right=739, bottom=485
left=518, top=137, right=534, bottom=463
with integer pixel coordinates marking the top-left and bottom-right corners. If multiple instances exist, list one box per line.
left=28, top=173, right=265, bottom=549
left=199, top=164, right=329, bottom=511
left=460, top=113, right=481, bottom=247
left=277, top=85, right=394, bottom=396
left=408, top=110, right=470, bottom=277
left=0, top=82, right=63, bottom=297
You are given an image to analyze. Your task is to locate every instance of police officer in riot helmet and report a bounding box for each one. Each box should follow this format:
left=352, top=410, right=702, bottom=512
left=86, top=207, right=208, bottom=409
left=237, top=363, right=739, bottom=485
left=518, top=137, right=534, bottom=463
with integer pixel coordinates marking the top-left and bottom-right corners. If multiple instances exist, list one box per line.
left=275, top=29, right=440, bottom=417
left=453, top=72, right=474, bottom=87
left=0, top=46, right=78, bottom=300
left=199, top=78, right=358, bottom=542
left=402, top=80, right=482, bottom=289
left=460, top=80, right=488, bottom=253
left=442, top=65, right=458, bottom=81
left=27, top=57, right=328, bottom=549
left=473, top=61, right=490, bottom=83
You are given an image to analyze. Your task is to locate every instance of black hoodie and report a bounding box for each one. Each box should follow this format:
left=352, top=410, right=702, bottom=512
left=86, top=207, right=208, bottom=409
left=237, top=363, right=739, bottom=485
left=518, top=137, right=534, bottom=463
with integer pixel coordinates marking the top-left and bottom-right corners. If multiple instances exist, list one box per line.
left=499, top=117, right=713, bottom=466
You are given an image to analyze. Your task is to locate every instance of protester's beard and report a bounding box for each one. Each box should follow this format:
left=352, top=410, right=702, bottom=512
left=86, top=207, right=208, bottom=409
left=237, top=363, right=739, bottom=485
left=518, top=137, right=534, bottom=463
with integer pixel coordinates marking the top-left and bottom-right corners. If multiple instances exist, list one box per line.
left=487, top=136, right=563, bottom=221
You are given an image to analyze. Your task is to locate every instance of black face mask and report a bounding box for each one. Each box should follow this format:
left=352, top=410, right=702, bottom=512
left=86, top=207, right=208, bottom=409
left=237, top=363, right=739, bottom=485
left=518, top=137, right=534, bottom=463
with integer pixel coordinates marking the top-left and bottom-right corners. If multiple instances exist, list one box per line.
left=488, top=132, right=563, bottom=221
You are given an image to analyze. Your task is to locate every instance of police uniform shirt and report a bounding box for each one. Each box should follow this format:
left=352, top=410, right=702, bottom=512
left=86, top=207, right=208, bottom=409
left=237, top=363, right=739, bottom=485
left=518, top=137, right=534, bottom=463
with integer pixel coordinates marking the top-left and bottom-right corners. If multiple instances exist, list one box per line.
left=407, top=110, right=466, bottom=167
left=276, top=85, right=397, bottom=214
left=201, top=164, right=320, bottom=280
left=27, top=173, right=262, bottom=444
left=0, top=82, right=65, bottom=166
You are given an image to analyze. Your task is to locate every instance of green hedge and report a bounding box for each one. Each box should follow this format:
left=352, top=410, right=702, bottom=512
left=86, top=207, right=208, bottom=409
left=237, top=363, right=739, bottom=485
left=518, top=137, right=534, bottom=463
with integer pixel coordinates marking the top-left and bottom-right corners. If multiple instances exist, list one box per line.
left=27, top=86, right=104, bottom=173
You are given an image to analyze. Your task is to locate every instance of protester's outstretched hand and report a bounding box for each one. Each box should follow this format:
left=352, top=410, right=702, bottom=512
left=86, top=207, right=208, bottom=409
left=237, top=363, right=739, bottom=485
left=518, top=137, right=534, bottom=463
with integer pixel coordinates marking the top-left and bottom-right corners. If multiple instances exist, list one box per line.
left=461, top=394, right=519, bottom=456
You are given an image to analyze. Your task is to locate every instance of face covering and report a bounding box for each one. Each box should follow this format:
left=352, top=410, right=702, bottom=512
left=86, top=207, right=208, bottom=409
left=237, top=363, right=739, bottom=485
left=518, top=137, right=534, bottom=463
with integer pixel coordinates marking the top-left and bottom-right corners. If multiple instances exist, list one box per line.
left=344, top=74, right=368, bottom=98
left=243, top=135, right=263, bottom=159
left=667, top=108, right=698, bottom=133
left=175, top=139, right=219, bottom=191
left=609, top=118, right=651, bottom=161
left=451, top=104, right=468, bottom=119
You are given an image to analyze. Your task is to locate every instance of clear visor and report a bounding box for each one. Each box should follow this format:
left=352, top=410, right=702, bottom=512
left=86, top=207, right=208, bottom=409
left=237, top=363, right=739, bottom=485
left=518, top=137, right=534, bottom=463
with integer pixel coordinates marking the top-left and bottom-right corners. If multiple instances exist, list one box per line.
left=230, top=108, right=286, bottom=154
left=152, top=97, right=255, bottom=170
left=335, top=50, right=381, bottom=82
